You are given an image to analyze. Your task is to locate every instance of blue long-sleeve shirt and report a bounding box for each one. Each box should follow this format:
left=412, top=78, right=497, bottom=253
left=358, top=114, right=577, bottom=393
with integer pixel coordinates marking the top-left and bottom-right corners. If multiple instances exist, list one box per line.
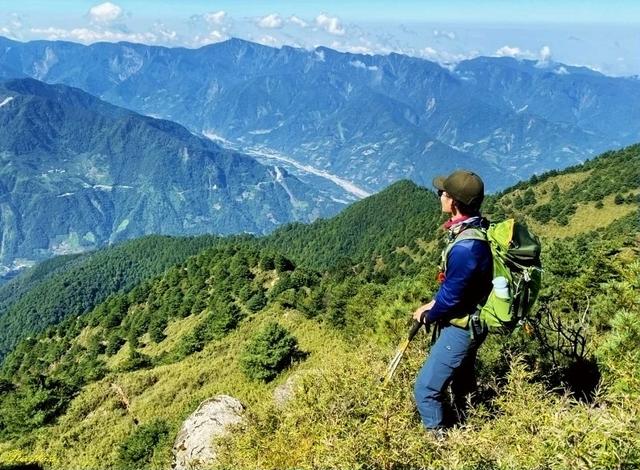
left=427, top=224, right=493, bottom=324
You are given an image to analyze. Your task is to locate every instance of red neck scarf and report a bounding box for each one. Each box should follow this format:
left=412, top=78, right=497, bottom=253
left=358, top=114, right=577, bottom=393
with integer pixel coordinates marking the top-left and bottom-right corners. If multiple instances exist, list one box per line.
left=442, top=214, right=471, bottom=230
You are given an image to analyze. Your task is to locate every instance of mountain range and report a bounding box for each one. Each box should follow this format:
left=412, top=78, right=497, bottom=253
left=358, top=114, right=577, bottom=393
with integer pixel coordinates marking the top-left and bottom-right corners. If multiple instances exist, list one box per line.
left=1, top=36, right=640, bottom=193
left=0, top=78, right=345, bottom=276
left=2, top=36, right=640, bottom=279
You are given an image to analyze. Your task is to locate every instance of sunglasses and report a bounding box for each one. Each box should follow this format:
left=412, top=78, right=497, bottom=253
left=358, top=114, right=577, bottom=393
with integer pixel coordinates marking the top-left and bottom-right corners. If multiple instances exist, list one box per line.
left=437, top=190, right=444, bottom=197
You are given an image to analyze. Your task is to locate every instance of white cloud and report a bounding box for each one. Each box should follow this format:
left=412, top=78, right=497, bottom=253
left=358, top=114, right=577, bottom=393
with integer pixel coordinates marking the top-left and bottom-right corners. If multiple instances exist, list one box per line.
left=349, top=59, right=377, bottom=70
left=152, top=23, right=178, bottom=41
left=257, top=35, right=279, bottom=46
left=345, top=45, right=374, bottom=55
left=0, top=13, right=25, bottom=39
left=30, top=26, right=156, bottom=44
left=495, top=45, right=523, bottom=58
left=289, top=15, right=308, bottom=28
left=88, top=2, right=123, bottom=24
left=315, top=13, right=345, bottom=36
left=194, top=29, right=227, bottom=46
left=205, top=11, right=226, bottom=25
left=433, top=29, right=456, bottom=40
left=420, top=46, right=479, bottom=68
left=538, top=45, right=552, bottom=63
left=494, top=44, right=553, bottom=67
left=257, top=14, right=283, bottom=29
left=9, top=13, right=23, bottom=29
left=535, top=45, right=552, bottom=68
left=422, top=46, right=438, bottom=57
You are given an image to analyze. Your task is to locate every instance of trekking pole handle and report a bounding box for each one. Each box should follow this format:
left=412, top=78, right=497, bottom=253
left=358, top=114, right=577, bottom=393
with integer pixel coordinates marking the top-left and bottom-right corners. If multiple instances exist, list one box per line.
left=408, top=308, right=431, bottom=341
left=407, top=319, right=423, bottom=341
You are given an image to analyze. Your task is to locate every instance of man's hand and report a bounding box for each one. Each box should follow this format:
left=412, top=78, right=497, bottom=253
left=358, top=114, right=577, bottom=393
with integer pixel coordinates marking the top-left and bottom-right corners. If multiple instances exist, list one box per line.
left=413, top=300, right=435, bottom=323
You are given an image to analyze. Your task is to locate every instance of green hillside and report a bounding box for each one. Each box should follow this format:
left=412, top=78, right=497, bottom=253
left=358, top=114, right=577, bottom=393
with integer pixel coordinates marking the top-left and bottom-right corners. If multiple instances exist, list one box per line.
left=0, top=235, right=220, bottom=360
left=0, top=253, right=83, bottom=311
left=263, top=179, right=443, bottom=272
left=0, top=145, right=638, bottom=469
left=0, top=180, right=442, bottom=363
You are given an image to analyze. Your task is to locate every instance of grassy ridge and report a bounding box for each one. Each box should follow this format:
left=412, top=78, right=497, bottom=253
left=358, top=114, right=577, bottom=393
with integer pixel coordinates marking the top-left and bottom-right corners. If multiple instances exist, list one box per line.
left=484, top=143, right=640, bottom=237
left=1, top=213, right=636, bottom=469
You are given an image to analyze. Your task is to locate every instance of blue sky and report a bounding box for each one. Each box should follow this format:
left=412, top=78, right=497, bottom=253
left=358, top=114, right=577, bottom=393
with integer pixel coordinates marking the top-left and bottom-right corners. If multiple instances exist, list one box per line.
left=1, top=1, right=639, bottom=76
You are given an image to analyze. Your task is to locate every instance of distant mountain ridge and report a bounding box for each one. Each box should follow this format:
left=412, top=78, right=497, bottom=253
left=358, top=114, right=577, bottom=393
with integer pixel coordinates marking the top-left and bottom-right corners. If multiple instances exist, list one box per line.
left=0, top=78, right=345, bottom=275
left=1, top=36, right=639, bottom=192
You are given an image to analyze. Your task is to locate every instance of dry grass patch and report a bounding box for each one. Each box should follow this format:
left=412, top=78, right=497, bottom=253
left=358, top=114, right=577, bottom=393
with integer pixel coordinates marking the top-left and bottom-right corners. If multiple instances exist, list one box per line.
left=534, top=170, right=593, bottom=205
left=527, top=194, right=638, bottom=239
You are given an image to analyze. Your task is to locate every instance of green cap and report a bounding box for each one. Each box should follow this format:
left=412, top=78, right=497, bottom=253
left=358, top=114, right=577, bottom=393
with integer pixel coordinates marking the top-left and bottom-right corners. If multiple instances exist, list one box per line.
left=432, top=170, right=484, bottom=206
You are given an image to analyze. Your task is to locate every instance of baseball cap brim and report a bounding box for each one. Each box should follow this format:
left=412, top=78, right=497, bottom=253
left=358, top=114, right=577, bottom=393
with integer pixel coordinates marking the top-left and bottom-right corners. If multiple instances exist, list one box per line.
left=432, top=176, right=446, bottom=191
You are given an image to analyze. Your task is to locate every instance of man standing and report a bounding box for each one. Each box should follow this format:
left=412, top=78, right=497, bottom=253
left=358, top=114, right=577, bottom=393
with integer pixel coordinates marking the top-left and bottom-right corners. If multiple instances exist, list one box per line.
left=412, top=170, right=493, bottom=433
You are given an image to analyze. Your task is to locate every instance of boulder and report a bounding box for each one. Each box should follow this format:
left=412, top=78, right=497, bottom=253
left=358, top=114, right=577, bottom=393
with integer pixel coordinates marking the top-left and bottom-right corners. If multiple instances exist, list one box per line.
left=172, top=395, right=244, bottom=470
left=273, top=375, right=298, bottom=407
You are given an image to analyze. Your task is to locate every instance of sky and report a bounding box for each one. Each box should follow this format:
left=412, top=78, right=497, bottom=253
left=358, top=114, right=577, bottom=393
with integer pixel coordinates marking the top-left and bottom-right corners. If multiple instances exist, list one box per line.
left=1, top=0, right=639, bottom=76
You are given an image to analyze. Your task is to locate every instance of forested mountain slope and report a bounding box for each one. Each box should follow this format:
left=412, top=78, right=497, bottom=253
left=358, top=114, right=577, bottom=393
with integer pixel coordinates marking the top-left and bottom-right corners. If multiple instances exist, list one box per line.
left=0, top=144, right=637, bottom=469
left=0, top=235, right=221, bottom=360
left=263, top=179, right=443, bottom=272
left=0, top=78, right=344, bottom=275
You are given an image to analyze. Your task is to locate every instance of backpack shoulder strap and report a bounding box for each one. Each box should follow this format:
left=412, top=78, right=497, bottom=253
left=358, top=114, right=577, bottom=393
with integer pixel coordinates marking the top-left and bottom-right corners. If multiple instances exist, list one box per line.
left=454, top=227, right=487, bottom=243
left=441, top=226, right=488, bottom=273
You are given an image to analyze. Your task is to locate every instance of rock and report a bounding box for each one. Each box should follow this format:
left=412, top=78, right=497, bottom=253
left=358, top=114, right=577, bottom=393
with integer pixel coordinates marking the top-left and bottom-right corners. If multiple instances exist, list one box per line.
left=272, top=370, right=316, bottom=407
left=273, top=375, right=298, bottom=407
left=172, top=395, right=244, bottom=470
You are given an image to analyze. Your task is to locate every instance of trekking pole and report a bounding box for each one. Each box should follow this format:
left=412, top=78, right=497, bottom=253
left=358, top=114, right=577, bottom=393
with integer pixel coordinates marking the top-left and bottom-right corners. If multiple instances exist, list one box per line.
left=381, top=319, right=429, bottom=386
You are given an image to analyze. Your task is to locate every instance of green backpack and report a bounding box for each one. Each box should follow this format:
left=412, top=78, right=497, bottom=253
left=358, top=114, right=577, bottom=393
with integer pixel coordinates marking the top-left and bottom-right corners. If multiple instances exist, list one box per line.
left=445, top=219, right=543, bottom=334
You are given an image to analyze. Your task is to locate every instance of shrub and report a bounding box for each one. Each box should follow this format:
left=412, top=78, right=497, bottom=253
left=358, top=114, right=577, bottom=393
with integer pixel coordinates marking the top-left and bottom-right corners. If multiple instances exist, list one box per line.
left=116, top=419, right=170, bottom=469
left=205, top=299, right=243, bottom=340
left=246, top=290, right=268, bottom=313
left=216, top=344, right=640, bottom=470
left=105, top=330, right=125, bottom=356
left=174, top=322, right=207, bottom=359
left=275, top=254, right=295, bottom=273
left=119, top=346, right=151, bottom=372
left=240, top=323, right=299, bottom=382
left=148, top=316, right=168, bottom=343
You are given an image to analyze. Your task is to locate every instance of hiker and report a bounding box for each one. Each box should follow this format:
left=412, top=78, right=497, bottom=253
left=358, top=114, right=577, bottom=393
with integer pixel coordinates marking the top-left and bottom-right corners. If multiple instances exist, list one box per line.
left=412, top=170, right=493, bottom=432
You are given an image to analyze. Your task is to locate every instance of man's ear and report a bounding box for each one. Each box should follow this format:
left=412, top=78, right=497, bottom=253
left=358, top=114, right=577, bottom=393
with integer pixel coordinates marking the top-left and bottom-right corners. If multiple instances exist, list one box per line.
left=450, top=200, right=459, bottom=216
